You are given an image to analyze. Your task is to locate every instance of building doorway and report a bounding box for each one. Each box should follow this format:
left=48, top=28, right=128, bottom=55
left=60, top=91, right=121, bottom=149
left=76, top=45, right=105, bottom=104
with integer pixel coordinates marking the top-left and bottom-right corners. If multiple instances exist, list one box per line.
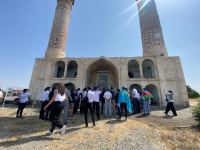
left=97, top=71, right=109, bottom=89
left=86, top=58, right=118, bottom=89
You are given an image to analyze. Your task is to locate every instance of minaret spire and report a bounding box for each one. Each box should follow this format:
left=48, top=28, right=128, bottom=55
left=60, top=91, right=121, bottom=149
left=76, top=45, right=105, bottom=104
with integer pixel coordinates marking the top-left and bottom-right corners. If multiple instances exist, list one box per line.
left=45, top=0, right=74, bottom=58
left=137, top=0, right=168, bottom=56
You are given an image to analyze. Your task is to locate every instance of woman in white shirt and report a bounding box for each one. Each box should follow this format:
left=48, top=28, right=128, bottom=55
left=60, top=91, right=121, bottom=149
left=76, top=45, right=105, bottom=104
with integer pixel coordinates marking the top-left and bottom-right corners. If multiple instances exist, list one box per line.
left=44, top=84, right=66, bottom=135
left=16, top=89, right=31, bottom=118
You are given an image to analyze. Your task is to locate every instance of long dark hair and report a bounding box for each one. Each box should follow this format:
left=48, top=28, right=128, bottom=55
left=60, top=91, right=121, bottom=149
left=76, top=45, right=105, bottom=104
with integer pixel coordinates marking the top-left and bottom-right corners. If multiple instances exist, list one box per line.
left=52, top=83, right=65, bottom=96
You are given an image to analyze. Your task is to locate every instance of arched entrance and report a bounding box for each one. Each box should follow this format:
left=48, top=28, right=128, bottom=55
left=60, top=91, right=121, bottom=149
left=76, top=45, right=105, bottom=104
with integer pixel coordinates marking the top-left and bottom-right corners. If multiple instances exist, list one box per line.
left=145, top=84, right=159, bottom=106
left=129, top=84, right=142, bottom=93
left=65, top=82, right=75, bottom=91
left=86, top=59, right=119, bottom=89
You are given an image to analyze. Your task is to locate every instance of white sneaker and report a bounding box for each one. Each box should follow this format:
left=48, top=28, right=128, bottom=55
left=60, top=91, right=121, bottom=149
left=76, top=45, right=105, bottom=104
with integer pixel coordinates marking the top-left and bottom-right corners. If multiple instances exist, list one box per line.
left=60, top=125, right=66, bottom=134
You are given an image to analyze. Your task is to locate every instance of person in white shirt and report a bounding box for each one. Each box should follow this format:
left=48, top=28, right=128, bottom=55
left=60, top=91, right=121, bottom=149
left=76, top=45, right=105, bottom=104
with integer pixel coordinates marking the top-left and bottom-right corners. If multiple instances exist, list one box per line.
left=83, top=87, right=95, bottom=127
left=132, top=88, right=140, bottom=114
left=93, top=87, right=101, bottom=119
left=0, top=89, right=4, bottom=103
left=103, top=89, right=112, bottom=118
left=16, top=89, right=31, bottom=118
left=44, top=84, right=67, bottom=135
left=39, top=87, right=50, bottom=120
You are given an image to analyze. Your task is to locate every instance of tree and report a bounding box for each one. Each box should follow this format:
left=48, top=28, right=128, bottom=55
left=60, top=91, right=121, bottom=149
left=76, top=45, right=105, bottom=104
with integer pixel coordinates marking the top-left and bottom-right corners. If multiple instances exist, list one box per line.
left=187, top=85, right=200, bottom=98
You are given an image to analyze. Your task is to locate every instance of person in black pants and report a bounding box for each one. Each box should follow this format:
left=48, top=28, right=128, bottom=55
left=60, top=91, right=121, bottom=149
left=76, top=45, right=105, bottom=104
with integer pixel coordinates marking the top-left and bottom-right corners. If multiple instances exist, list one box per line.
left=165, top=90, right=177, bottom=117
left=93, top=87, right=101, bottom=120
left=16, top=89, right=31, bottom=118
left=48, top=87, right=56, bottom=121
left=39, top=87, right=50, bottom=120
left=100, top=88, right=106, bottom=115
left=83, top=87, right=95, bottom=127
left=115, top=89, right=120, bottom=115
left=73, top=88, right=81, bottom=114
left=119, top=102, right=128, bottom=120
left=71, top=89, right=77, bottom=114
left=44, top=84, right=66, bottom=135
left=80, top=88, right=87, bottom=114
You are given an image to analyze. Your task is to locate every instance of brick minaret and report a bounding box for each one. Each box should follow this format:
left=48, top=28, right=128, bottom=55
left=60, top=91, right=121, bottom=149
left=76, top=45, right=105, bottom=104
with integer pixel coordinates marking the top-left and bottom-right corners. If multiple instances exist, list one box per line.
left=45, top=0, right=74, bottom=58
left=137, top=0, right=168, bottom=57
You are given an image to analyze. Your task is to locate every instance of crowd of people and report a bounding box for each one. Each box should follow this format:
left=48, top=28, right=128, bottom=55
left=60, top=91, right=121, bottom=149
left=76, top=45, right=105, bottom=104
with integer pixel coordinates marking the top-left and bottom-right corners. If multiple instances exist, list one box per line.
left=14, top=84, right=178, bottom=135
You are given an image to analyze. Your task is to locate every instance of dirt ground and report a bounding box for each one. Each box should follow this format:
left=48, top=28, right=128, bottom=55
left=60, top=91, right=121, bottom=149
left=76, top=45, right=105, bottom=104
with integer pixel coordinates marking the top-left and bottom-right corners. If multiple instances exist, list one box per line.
left=0, top=99, right=199, bottom=150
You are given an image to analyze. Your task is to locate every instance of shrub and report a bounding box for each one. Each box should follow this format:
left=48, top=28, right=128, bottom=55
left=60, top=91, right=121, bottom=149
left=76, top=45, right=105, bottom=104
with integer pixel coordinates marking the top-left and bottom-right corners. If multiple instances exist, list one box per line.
left=192, top=103, right=200, bottom=128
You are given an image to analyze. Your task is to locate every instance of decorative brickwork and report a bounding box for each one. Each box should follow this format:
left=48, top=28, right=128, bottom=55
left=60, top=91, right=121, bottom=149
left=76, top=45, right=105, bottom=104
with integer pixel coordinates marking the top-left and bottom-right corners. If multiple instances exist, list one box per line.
left=45, top=0, right=73, bottom=58
left=137, top=0, right=168, bottom=56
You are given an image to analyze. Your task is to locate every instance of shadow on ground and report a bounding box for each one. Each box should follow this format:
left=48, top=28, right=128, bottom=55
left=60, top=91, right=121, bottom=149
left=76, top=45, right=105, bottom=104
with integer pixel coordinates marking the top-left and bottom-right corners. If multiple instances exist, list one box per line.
left=0, top=134, right=57, bottom=147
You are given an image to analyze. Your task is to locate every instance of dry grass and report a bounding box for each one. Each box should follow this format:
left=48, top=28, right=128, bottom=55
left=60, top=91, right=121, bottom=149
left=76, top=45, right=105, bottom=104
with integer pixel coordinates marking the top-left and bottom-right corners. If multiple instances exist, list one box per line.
left=0, top=101, right=200, bottom=150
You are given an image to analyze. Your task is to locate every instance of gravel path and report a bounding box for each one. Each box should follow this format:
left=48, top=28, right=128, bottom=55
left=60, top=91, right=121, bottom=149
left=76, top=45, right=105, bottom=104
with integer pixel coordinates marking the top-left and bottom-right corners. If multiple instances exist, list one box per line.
left=0, top=103, right=198, bottom=150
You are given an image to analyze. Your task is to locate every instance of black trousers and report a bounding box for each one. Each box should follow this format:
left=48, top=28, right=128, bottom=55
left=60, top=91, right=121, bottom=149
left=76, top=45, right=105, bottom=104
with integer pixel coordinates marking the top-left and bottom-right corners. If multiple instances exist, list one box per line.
left=83, top=103, right=95, bottom=127
left=132, top=98, right=140, bottom=114
left=101, top=101, right=105, bottom=115
left=73, top=99, right=80, bottom=114
left=119, top=102, right=128, bottom=119
left=50, top=102, right=63, bottom=132
left=80, top=99, right=83, bottom=114
left=165, top=102, right=177, bottom=116
left=16, top=103, right=27, bottom=117
left=39, top=101, right=48, bottom=119
left=93, top=101, right=100, bottom=119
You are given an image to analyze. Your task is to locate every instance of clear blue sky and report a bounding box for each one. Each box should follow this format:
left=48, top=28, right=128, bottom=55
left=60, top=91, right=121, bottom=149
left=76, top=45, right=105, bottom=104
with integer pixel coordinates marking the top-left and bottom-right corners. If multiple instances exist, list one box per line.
left=0, top=0, right=199, bottom=92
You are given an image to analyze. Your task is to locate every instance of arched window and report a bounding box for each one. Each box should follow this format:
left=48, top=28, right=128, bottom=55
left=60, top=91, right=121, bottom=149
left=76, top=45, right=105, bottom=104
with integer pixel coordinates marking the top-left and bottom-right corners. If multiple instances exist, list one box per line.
left=66, top=60, right=78, bottom=78
left=145, top=84, right=159, bottom=105
left=128, top=60, right=141, bottom=78
left=54, top=61, right=65, bottom=78
left=142, top=59, right=156, bottom=79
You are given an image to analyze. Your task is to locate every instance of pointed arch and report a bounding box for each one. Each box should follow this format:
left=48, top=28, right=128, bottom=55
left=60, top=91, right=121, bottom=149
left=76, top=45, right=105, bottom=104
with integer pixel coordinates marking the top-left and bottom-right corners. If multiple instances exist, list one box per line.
left=86, top=58, right=119, bottom=89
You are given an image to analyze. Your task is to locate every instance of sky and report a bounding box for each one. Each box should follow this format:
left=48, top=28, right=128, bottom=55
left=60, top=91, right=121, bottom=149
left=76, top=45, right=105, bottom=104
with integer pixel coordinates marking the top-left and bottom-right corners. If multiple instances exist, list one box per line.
left=0, top=0, right=199, bottom=92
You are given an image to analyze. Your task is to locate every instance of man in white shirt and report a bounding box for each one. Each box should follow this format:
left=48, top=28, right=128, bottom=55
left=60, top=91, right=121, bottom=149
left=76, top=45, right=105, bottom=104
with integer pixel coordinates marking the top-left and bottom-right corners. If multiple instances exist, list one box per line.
left=93, top=87, right=101, bottom=119
left=16, top=89, right=31, bottom=118
left=132, top=88, right=140, bottom=114
left=39, top=87, right=50, bottom=120
left=83, top=87, right=95, bottom=127
left=103, top=89, right=112, bottom=118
